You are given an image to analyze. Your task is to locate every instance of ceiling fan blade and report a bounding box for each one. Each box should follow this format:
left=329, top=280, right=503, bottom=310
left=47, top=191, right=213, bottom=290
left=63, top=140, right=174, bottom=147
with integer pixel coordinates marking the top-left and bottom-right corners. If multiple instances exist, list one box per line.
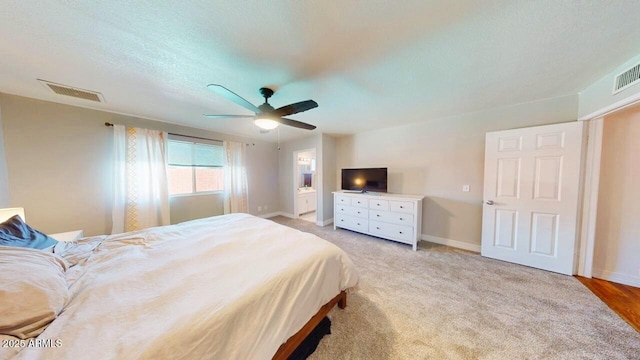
left=272, top=100, right=318, bottom=117
left=278, top=117, right=316, bottom=130
left=207, top=84, right=259, bottom=113
left=203, top=114, right=254, bottom=119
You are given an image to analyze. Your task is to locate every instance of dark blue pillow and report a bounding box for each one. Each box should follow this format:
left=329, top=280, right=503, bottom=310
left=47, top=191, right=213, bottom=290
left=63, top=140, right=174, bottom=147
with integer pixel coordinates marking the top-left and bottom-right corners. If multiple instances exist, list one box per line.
left=0, top=215, right=58, bottom=249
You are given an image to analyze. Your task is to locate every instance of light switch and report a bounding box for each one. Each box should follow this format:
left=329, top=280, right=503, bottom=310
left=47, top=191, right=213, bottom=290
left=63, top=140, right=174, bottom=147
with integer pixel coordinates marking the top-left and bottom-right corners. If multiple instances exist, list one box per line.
left=462, top=185, right=470, bottom=192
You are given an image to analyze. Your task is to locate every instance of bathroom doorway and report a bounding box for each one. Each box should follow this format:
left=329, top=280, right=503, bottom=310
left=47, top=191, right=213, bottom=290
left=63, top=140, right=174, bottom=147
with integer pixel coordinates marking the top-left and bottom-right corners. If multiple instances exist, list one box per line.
left=293, top=148, right=317, bottom=223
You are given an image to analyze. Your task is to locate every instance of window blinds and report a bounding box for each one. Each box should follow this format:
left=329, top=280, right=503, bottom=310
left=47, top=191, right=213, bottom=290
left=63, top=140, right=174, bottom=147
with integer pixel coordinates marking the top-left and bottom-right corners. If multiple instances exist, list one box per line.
left=168, top=140, right=224, bottom=167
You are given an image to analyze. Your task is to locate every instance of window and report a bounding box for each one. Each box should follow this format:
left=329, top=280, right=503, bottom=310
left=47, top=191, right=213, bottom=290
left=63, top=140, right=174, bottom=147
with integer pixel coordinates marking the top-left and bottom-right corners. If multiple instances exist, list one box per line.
left=167, top=136, right=225, bottom=195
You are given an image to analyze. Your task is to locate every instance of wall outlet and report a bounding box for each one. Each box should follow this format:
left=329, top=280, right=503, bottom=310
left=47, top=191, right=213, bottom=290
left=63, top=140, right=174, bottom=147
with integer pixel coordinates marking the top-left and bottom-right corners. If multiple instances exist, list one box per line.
left=462, top=185, right=470, bottom=192
left=257, top=206, right=263, bottom=212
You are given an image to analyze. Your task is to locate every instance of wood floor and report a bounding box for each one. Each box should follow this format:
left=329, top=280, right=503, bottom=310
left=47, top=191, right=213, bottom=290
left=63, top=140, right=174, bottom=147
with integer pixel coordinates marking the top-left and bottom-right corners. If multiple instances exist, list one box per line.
left=576, top=276, right=640, bottom=333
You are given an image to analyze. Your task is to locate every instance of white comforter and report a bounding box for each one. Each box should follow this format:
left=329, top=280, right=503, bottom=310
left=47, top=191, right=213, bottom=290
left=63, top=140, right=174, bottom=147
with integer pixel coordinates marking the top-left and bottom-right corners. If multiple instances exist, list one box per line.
left=13, top=214, right=359, bottom=360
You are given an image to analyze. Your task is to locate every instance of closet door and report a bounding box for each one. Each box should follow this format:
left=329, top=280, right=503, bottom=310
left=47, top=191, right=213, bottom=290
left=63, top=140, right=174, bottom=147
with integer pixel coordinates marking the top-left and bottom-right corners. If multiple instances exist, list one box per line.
left=481, top=122, right=584, bottom=275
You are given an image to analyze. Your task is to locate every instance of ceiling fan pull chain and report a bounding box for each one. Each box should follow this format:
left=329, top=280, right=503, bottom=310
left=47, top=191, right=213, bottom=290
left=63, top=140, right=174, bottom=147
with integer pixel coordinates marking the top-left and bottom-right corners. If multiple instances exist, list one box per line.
left=277, top=127, right=281, bottom=150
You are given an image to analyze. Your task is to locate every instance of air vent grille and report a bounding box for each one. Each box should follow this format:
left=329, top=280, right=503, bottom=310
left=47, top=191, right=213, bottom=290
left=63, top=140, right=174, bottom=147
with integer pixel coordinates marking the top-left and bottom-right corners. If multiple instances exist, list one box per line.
left=38, top=79, right=105, bottom=102
left=613, top=63, right=640, bottom=94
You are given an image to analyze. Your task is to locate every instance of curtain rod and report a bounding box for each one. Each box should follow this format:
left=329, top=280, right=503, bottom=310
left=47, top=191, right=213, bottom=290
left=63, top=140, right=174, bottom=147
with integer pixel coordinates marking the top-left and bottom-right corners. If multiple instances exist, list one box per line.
left=104, top=122, right=255, bottom=146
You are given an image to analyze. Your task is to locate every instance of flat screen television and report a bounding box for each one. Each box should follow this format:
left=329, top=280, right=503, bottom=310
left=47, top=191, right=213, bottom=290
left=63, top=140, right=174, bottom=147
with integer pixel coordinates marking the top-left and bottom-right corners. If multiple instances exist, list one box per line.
left=341, top=168, right=387, bottom=193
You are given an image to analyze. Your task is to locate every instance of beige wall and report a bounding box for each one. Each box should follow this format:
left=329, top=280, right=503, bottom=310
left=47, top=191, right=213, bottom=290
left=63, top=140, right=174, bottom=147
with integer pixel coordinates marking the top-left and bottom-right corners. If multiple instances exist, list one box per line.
left=321, top=134, right=336, bottom=222
left=1, top=94, right=113, bottom=235
left=335, top=94, right=578, bottom=246
left=247, top=139, right=280, bottom=215
left=0, top=93, right=279, bottom=236
left=169, top=194, right=224, bottom=225
left=0, top=101, right=9, bottom=207
left=593, top=105, right=640, bottom=286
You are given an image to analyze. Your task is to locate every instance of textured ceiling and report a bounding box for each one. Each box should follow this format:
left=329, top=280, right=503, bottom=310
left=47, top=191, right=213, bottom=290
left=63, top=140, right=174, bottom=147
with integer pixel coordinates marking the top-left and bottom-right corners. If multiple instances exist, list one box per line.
left=1, top=0, right=640, bottom=142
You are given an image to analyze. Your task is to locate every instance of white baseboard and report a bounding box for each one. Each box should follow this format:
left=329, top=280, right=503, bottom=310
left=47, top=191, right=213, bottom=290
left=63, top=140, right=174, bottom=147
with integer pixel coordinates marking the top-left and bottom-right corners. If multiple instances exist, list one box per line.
left=258, top=212, right=282, bottom=219
left=421, top=234, right=481, bottom=253
left=592, top=268, right=640, bottom=288
left=316, top=218, right=334, bottom=227
left=260, top=212, right=330, bottom=225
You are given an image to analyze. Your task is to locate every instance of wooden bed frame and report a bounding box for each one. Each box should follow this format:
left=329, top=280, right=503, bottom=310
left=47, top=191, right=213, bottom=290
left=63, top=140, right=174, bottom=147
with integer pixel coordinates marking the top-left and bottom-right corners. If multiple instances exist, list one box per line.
left=272, top=291, right=347, bottom=359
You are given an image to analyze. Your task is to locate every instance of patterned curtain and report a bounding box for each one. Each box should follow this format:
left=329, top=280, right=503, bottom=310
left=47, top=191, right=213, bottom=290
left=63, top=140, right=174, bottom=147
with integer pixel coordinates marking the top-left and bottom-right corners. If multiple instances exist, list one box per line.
left=112, top=125, right=170, bottom=234
left=223, top=141, right=248, bottom=214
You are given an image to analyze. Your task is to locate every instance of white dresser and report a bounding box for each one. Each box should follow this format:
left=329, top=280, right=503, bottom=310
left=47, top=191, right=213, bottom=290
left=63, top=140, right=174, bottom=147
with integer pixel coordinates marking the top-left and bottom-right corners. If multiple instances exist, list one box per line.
left=333, top=191, right=423, bottom=251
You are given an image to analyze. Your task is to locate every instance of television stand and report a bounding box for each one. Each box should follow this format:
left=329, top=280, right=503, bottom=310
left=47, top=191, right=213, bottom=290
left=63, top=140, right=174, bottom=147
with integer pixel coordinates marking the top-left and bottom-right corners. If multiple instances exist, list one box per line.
left=333, top=191, right=423, bottom=251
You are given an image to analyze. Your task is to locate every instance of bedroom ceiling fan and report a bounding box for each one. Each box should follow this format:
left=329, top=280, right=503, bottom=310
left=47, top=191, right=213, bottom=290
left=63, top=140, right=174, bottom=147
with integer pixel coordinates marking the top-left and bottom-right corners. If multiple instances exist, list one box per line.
left=204, top=85, right=318, bottom=132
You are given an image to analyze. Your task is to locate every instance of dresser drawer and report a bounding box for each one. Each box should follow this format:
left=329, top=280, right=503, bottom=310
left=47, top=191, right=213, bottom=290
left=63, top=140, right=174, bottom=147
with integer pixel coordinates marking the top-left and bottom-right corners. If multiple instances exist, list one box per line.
left=369, top=220, right=413, bottom=243
left=369, top=198, right=389, bottom=211
left=335, top=195, right=351, bottom=206
left=389, top=200, right=413, bottom=213
left=369, top=210, right=413, bottom=226
left=351, top=197, right=368, bottom=208
left=351, top=207, right=368, bottom=219
left=335, top=204, right=350, bottom=215
left=336, top=205, right=368, bottom=219
left=335, top=214, right=369, bottom=232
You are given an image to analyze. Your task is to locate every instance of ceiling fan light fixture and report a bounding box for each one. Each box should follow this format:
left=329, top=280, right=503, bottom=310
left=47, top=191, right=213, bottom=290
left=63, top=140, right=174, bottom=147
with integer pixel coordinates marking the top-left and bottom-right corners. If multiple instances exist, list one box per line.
left=254, top=117, right=279, bottom=130
left=205, top=84, right=317, bottom=131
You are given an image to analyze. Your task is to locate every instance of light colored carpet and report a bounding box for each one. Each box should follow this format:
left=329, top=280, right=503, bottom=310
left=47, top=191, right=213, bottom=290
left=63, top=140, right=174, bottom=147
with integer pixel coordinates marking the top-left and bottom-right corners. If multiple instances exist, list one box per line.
left=299, top=211, right=317, bottom=223
left=270, top=216, right=640, bottom=360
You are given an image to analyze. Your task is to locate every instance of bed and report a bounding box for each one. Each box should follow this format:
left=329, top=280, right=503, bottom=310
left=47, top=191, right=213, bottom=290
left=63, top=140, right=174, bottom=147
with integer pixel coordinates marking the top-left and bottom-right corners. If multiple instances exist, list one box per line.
left=0, top=211, right=359, bottom=359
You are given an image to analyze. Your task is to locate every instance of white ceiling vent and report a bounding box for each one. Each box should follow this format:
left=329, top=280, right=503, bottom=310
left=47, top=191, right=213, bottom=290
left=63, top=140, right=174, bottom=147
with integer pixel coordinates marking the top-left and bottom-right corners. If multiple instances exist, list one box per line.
left=613, top=63, right=640, bottom=94
left=38, top=79, right=105, bottom=102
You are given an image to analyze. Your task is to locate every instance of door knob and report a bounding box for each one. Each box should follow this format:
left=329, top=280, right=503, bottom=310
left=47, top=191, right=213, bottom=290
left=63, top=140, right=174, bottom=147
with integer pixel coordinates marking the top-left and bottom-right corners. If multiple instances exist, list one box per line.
left=485, top=200, right=495, bottom=205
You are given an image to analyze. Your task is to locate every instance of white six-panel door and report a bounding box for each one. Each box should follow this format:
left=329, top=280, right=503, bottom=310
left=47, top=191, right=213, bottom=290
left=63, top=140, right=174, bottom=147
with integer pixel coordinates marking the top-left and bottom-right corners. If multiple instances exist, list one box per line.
left=481, top=122, right=584, bottom=275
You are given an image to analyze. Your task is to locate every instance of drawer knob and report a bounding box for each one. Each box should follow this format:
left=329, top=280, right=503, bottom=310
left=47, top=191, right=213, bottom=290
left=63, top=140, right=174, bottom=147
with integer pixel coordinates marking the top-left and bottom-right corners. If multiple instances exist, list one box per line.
left=357, top=223, right=361, bottom=225
left=357, top=211, right=361, bottom=214
left=399, top=231, right=403, bottom=234
left=376, top=214, right=380, bottom=217
left=376, top=227, right=380, bottom=229
left=400, top=206, right=404, bottom=208
left=341, top=219, right=344, bottom=222
left=399, top=218, right=403, bottom=220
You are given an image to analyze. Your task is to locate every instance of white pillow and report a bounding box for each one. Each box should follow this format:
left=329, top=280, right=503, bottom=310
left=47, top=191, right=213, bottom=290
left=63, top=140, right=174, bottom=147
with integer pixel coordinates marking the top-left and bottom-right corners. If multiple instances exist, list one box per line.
left=0, top=246, right=70, bottom=339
